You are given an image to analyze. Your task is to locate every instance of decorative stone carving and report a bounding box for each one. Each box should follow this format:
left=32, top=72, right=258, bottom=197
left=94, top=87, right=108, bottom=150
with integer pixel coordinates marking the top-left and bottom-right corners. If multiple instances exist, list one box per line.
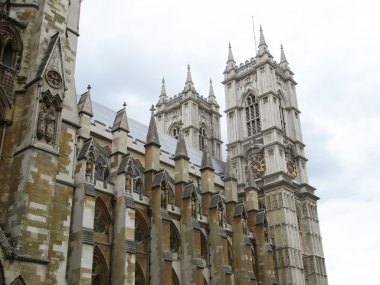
left=36, top=91, right=61, bottom=145
left=46, top=69, right=63, bottom=89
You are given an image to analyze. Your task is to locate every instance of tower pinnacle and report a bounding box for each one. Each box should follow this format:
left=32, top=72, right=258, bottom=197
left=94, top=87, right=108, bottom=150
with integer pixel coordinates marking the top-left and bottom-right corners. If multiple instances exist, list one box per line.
left=208, top=78, right=217, bottom=104
left=158, top=77, right=167, bottom=104
left=183, top=64, right=195, bottom=92
left=145, top=105, right=160, bottom=146
left=280, top=44, right=290, bottom=70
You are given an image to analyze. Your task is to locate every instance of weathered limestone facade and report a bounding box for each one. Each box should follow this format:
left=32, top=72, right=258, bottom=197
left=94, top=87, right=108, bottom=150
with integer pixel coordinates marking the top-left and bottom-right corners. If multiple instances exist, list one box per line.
left=223, top=28, right=328, bottom=285
left=0, top=1, right=327, bottom=285
left=155, top=66, right=223, bottom=160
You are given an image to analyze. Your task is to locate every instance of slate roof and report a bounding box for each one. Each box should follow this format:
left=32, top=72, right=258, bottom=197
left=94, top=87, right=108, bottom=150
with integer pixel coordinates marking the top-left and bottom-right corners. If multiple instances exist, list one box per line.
left=84, top=182, right=96, bottom=197
left=124, top=195, right=135, bottom=209
left=91, top=102, right=226, bottom=175
left=182, top=183, right=194, bottom=199
left=255, top=210, right=266, bottom=225
left=233, top=203, right=245, bottom=217
left=125, top=239, right=136, bottom=254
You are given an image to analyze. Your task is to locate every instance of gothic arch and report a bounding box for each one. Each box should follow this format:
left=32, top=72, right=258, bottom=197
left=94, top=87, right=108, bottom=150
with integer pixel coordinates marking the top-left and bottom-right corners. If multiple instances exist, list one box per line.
left=168, top=122, right=181, bottom=139
left=200, top=231, right=209, bottom=264
left=0, top=22, right=23, bottom=69
left=240, top=88, right=259, bottom=106
left=135, top=262, right=145, bottom=285
left=199, top=123, right=208, bottom=150
left=170, top=222, right=180, bottom=254
left=94, top=197, right=112, bottom=236
left=92, top=246, right=109, bottom=285
left=135, top=210, right=148, bottom=252
left=171, top=268, right=180, bottom=285
left=9, top=275, right=27, bottom=285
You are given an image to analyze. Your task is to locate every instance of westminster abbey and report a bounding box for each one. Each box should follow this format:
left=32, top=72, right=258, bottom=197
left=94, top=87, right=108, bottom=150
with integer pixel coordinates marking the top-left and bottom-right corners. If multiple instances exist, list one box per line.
left=0, top=0, right=328, bottom=284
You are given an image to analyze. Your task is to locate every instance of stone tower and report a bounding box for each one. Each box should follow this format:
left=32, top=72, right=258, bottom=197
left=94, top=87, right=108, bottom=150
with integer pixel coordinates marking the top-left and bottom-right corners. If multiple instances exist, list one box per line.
left=223, top=27, right=328, bottom=285
left=0, top=0, right=81, bottom=283
left=155, top=65, right=223, bottom=160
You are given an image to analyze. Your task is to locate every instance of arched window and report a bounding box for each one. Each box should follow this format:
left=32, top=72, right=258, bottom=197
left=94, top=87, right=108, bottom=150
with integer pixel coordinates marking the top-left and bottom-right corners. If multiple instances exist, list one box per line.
left=200, top=232, right=209, bottom=263
left=134, top=212, right=148, bottom=252
left=94, top=199, right=109, bottom=235
left=227, top=241, right=233, bottom=267
left=0, top=88, right=8, bottom=123
left=171, top=125, right=180, bottom=139
left=135, top=262, right=145, bottom=285
left=92, top=247, right=108, bottom=285
left=171, top=269, right=180, bottom=285
left=1, top=42, right=13, bottom=67
left=170, top=223, right=180, bottom=253
left=245, top=94, right=261, bottom=136
left=279, top=98, right=286, bottom=134
left=199, top=125, right=207, bottom=150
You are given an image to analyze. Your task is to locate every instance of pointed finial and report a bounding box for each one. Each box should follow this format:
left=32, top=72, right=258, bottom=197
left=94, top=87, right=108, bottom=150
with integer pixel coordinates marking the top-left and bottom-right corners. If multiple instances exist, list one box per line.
left=200, top=148, right=214, bottom=171
left=184, top=64, right=195, bottom=92
left=246, top=164, right=257, bottom=188
left=146, top=105, right=160, bottom=147
left=223, top=151, right=236, bottom=181
left=123, top=102, right=127, bottom=108
left=87, top=84, right=91, bottom=92
left=259, top=25, right=267, bottom=47
left=208, top=78, right=217, bottom=104
left=280, top=44, right=288, bottom=63
left=174, top=120, right=189, bottom=161
left=186, top=64, right=193, bottom=83
left=227, top=42, right=235, bottom=62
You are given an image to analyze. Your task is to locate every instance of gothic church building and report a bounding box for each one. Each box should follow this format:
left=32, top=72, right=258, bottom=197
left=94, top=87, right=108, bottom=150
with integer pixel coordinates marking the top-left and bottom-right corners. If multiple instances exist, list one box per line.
left=0, top=1, right=328, bottom=284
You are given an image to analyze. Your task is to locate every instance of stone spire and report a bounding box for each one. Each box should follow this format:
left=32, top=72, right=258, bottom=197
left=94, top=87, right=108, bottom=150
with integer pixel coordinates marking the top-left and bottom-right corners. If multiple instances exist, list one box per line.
left=257, top=25, right=271, bottom=57
left=246, top=165, right=257, bottom=188
left=183, top=64, right=195, bottom=92
left=223, top=152, right=235, bottom=181
left=258, top=25, right=267, bottom=47
left=111, top=102, right=129, bottom=133
left=280, top=44, right=290, bottom=70
left=158, top=77, right=167, bottom=104
left=200, top=148, right=214, bottom=171
left=174, top=122, right=189, bottom=161
left=208, top=79, right=217, bottom=104
left=145, top=105, right=160, bottom=147
left=77, top=85, right=93, bottom=117
left=226, top=42, right=236, bottom=71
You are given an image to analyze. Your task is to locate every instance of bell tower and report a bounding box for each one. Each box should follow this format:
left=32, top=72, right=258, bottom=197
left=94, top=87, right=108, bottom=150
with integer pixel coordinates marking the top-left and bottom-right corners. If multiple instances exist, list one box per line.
left=155, top=65, right=223, bottom=160
left=0, top=0, right=82, bottom=283
left=223, top=27, right=328, bottom=285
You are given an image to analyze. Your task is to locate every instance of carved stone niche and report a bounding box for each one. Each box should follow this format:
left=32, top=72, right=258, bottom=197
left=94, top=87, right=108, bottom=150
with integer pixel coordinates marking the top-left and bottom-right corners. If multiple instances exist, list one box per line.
left=36, top=90, right=62, bottom=145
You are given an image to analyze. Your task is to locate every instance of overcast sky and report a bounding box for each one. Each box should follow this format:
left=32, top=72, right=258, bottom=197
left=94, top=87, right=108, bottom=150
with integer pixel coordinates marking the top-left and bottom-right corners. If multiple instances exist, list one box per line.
left=75, top=1, right=380, bottom=284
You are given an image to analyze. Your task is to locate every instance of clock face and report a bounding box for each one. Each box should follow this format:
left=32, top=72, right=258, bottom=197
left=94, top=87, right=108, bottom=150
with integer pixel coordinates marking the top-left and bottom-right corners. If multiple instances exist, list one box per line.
left=285, top=155, right=297, bottom=177
left=250, top=153, right=265, bottom=178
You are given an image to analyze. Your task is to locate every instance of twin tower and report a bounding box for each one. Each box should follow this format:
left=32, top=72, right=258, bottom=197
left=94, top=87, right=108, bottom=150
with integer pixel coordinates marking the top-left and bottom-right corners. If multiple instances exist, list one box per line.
left=0, top=1, right=327, bottom=285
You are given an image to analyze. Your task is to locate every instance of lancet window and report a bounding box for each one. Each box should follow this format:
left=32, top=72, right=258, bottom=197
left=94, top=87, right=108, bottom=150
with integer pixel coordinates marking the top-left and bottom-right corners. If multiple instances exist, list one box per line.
left=0, top=24, right=22, bottom=69
left=245, top=94, right=261, bottom=136
left=199, top=125, right=207, bottom=150
left=94, top=199, right=109, bottom=235
left=91, top=247, right=108, bottom=285
left=279, top=98, right=286, bottom=134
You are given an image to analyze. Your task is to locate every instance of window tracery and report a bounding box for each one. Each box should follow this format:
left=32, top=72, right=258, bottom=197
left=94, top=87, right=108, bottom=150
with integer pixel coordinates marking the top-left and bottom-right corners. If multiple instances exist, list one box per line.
left=170, top=223, right=180, bottom=253
left=91, top=247, right=108, bottom=285
left=94, top=199, right=109, bottom=235
left=245, top=94, right=261, bottom=136
left=0, top=24, right=22, bottom=70
left=161, top=182, right=167, bottom=210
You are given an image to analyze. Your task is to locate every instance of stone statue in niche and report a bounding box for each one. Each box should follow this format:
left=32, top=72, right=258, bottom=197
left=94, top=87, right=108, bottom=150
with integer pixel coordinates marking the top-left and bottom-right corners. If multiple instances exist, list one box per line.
left=161, top=184, right=167, bottom=209
left=85, top=159, right=93, bottom=182
left=191, top=194, right=196, bottom=218
left=36, top=99, right=58, bottom=145
left=242, top=217, right=247, bottom=235
left=37, top=105, right=47, bottom=140
left=125, top=171, right=132, bottom=193
left=218, top=205, right=223, bottom=227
